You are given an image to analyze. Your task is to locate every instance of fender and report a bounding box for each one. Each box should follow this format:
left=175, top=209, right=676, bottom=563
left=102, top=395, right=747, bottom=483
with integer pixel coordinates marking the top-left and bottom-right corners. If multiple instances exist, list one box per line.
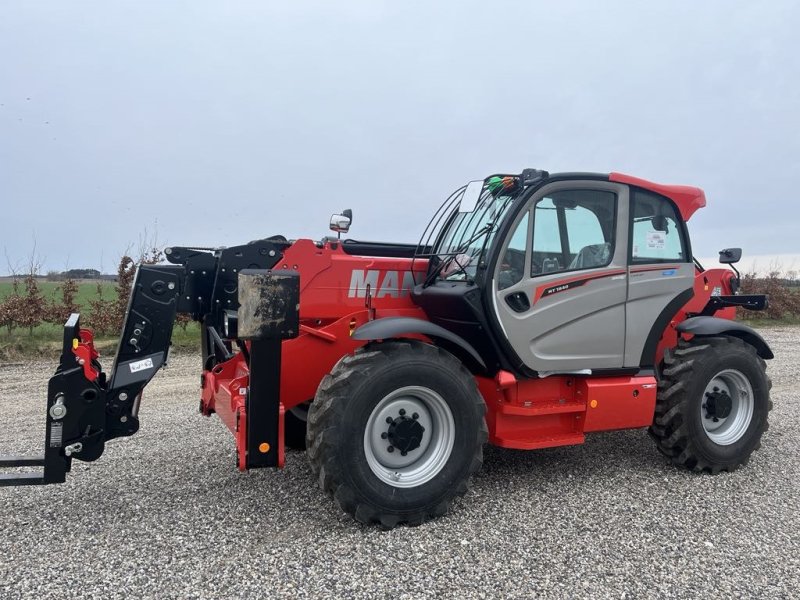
left=676, top=316, right=774, bottom=359
left=352, top=317, right=487, bottom=370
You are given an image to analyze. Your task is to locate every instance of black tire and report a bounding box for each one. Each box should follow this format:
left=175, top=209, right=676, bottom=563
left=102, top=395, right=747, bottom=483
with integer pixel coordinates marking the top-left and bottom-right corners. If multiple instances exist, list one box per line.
left=284, top=404, right=309, bottom=450
left=649, top=336, right=772, bottom=473
left=306, top=340, right=487, bottom=528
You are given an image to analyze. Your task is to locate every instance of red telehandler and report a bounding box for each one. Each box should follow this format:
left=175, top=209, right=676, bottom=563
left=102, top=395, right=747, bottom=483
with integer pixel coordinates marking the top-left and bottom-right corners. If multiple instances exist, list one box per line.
left=0, top=169, right=773, bottom=528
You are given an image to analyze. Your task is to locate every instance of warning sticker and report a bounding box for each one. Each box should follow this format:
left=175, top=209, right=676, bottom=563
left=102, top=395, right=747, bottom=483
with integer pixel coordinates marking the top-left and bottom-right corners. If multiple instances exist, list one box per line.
left=129, top=357, right=154, bottom=373
left=646, top=231, right=666, bottom=249
left=49, top=422, right=63, bottom=447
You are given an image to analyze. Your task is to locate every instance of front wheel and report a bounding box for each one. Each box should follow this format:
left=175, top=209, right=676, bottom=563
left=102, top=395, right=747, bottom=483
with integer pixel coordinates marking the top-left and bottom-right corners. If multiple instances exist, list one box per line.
left=306, top=340, right=487, bottom=528
left=649, top=336, right=772, bottom=473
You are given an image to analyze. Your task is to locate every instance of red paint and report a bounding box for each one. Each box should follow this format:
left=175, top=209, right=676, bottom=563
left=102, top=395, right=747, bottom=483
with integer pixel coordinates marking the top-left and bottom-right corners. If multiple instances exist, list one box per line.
left=199, top=354, right=250, bottom=469
left=201, top=240, right=429, bottom=469
left=278, top=403, right=285, bottom=468
left=609, top=172, right=706, bottom=221
left=652, top=266, right=736, bottom=366
left=580, top=376, right=657, bottom=432
left=476, top=372, right=657, bottom=449
left=532, top=268, right=627, bottom=303
left=72, top=328, right=100, bottom=382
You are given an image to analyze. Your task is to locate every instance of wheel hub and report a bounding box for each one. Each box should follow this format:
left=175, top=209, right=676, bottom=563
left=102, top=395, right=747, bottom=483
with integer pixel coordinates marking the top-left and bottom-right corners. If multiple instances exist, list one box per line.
left=703, top=388, right=733, bottom=421
left=386, top=412, right=425, bottom=456
left=364, top=386, right=455, bottom=488
left=700, top=369, right=755, bottom=446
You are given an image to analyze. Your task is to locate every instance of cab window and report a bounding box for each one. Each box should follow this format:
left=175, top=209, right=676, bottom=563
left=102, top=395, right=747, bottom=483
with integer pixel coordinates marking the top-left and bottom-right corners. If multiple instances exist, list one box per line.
left=530, top=190, right=617, bottom=276
left=498, top=211, right=530, bottom=290
left=629, top=190, right=687, bottom=263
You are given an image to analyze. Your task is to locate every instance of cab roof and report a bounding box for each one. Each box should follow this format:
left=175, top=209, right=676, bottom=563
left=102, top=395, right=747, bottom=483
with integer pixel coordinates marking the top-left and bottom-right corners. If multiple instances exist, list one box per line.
left=608, top=172, right=706, bottom=221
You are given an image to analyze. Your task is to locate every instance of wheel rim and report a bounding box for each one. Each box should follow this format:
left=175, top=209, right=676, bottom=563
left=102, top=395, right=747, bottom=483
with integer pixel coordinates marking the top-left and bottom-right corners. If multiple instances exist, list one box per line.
left=363, top=386, right=455, bottom=488
left=700, top=369, right=754, bottom=445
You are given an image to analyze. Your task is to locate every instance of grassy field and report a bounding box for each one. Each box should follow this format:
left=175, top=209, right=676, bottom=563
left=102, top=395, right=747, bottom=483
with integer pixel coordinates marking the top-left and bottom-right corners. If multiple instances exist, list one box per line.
left=0, top=279, right=199, bottom=360
left=0, top=323, right=200, bottom=361
left=0, top=279, right=117, bottom=304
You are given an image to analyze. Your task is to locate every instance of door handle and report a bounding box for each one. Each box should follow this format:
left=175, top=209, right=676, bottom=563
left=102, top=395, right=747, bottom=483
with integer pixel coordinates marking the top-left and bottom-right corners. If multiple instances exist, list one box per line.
left=505, top=292, right=530, bottom=313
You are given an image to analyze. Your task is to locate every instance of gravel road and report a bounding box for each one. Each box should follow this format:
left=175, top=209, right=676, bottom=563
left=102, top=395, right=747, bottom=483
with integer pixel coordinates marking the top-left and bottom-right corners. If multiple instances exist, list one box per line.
left=1, top=329, right=798, bottom=599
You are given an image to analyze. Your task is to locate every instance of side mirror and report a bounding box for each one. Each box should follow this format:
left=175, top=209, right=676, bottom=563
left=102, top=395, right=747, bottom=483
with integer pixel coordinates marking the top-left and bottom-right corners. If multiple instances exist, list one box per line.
left=651, top=215, right=669, bottom=232
left=330, top=209, right=353, bottom=234
left=719, top=248, right=742, bottom=264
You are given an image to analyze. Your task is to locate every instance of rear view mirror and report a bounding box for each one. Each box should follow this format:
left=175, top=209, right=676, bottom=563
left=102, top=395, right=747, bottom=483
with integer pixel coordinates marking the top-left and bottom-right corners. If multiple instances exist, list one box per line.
left=719, top=247, right=742, bottom=264
left=551, top=192, right=577, bottom=210
left=458, top=181, right=484, bottom=213
left=552, top=199, right=577, bottom=210
left=330, top=209, right=353, bottom=234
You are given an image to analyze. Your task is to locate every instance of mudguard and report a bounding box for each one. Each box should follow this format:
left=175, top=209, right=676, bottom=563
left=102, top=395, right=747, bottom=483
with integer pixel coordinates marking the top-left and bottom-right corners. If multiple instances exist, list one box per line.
left=353, top=317, right=487, bottom=370
left=677, top=316, right=774, bottom=359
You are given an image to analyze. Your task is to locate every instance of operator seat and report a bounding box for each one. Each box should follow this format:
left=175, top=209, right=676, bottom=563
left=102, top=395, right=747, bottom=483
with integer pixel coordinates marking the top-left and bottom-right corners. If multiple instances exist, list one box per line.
left=568, top=243, right=611, bottom=270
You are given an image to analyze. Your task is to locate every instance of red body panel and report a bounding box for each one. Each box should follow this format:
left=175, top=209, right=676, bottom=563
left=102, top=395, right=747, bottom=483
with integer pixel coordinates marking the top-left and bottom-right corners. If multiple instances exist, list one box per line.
left=477, top=373, right=586, bottom=449
left=201, top=240, right=428, bottom=468
left=275, top=240, right=428, bottom=410
left=476, top=370, right=658, bottom=450
left=580, top=376, right=657, bottom=432
left=654, top=267, right=736, bottom=366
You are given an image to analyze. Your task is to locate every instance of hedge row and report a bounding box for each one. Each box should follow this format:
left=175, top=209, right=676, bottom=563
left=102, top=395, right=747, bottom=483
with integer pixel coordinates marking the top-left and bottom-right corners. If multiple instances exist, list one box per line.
left=1, top=250, right=190, bottom=337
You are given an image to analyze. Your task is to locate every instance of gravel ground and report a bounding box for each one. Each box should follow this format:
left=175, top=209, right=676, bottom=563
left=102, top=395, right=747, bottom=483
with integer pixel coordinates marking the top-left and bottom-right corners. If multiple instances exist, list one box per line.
left=1, top=329, right=798, bottom=599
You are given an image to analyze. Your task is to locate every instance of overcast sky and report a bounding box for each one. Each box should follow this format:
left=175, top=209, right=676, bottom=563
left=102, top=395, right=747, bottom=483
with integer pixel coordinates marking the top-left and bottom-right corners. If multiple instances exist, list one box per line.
left=1, top=1, right=798, bottom=274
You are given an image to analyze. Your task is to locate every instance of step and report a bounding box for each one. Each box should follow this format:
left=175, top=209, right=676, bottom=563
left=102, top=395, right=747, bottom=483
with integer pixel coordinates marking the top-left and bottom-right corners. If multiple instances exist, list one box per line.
left=492, top=432, right=585, bottom=451
left=497, top=399, right=586, bottom=417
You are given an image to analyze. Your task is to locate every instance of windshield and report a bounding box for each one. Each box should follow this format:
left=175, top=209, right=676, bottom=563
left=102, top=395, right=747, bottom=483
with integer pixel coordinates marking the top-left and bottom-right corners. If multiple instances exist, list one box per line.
left=432, top=176, right=522, bottom=282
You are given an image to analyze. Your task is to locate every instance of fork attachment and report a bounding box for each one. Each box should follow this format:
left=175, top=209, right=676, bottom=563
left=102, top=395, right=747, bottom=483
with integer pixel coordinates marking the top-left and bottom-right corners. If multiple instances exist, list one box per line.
left=0, top=264, right=182, bottom=486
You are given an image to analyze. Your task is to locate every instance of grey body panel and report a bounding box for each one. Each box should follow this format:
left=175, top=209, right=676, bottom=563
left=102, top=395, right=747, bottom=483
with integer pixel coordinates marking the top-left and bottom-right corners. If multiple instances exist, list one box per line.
left=493, top=181, right=630, bottom=371
left=492, top=179, right=699, bottom=372
left=624, top=263, right=694, bottom=366
left=677, top=316, right=774, bottom=359
left=352, top=316, right=486, bottom=369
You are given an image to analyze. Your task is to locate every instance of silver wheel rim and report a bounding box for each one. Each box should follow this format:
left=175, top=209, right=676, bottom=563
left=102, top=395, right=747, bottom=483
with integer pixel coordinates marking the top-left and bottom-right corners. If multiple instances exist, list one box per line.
left=363, top=386, right=455, bottom=488
left=700, top=369, right=754, bottom=446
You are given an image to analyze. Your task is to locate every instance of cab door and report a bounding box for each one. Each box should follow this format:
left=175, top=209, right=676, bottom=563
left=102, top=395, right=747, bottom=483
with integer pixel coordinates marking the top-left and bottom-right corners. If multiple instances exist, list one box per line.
left=624, top=189, right=695, bottom=367
left=492, top=181, right=630, bottom=373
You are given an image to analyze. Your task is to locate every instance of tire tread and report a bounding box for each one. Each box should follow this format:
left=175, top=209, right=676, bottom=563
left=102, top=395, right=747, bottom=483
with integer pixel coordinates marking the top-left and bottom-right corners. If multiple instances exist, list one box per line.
left=649, top=336, right=771, bottom=473
left=306, top=340, right=487, bottom=528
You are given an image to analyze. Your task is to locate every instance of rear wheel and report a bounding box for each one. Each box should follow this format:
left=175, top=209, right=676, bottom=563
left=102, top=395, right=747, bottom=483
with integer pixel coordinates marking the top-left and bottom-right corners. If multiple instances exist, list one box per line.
left=649, top=336, right=772, bottom=473
left=306, top=340, right=487, bottom=528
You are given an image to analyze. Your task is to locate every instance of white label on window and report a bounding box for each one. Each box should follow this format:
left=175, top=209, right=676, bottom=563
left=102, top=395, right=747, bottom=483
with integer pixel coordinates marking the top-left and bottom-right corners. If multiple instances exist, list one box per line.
left=632, top=244, right=639, bottom=257
left=129, top=357, right=154, bottom=373
left=646, top=231, right=666, bottom=249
